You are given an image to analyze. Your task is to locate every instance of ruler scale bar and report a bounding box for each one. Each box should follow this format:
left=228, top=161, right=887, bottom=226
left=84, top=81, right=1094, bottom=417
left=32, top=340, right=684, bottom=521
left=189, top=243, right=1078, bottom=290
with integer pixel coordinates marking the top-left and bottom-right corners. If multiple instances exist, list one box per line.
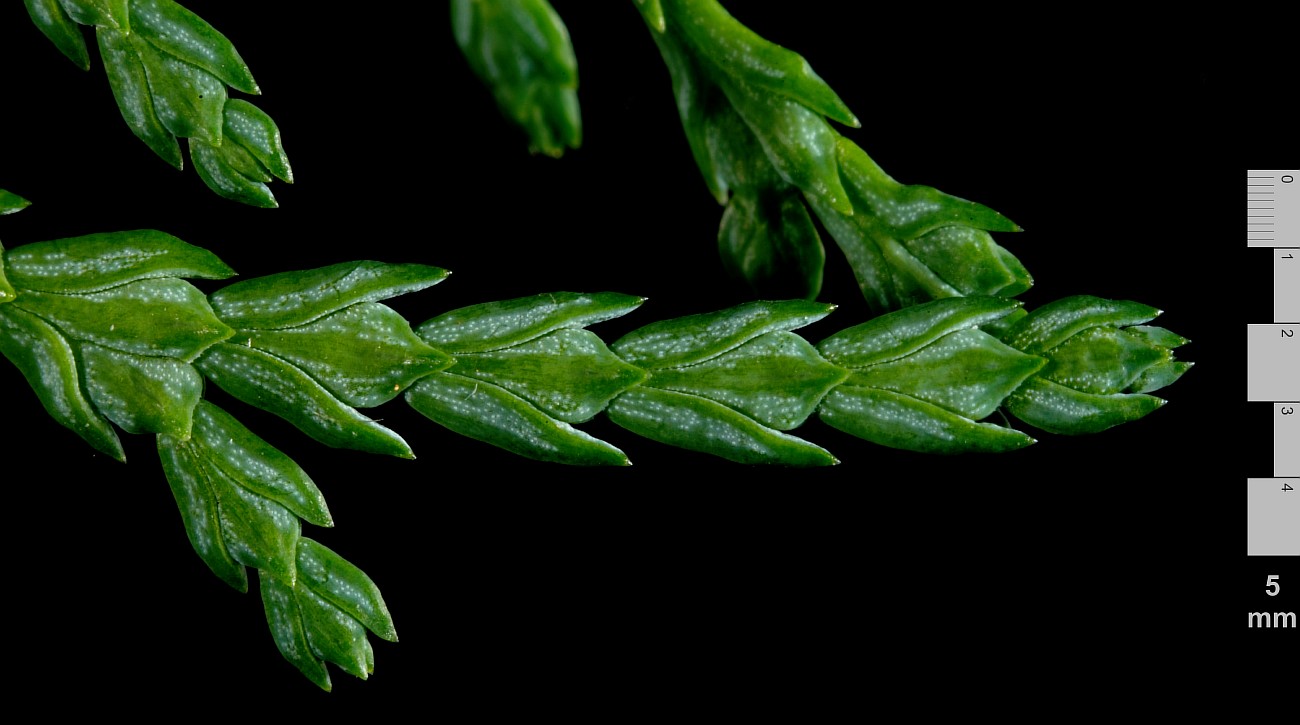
left=1247, top=170, right=1298, bottom=247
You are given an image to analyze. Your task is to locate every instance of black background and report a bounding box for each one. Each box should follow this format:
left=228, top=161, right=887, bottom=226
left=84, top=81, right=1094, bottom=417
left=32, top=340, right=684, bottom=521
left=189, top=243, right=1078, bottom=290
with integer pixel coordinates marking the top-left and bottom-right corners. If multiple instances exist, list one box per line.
left=1, top=2, right=1294, bottom=709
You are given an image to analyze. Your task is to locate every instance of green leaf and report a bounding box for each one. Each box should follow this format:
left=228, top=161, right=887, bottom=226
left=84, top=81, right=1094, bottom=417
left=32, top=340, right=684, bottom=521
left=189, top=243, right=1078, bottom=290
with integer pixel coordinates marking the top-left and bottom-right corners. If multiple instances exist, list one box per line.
left=606, top=386, right=837, bottom=466
left=449, top=328, right=645, bottom=423
left=205, top=459, right=300, bottom=583
left=1004, top=377, right=1166, bottom=435
left=417, top=292, right=644, bottom=354
left=80, top=342, right=202, bottom=437
left=0, top=190, right=32, bottom=216
left=2, top=230, right=235, bottom=293
left=818, top=296, right=1022, bottom=369
left=296, top=585, right=370, bottom=680
left=452, top=0, right=581, bottom=156
left=57, top=0, right=129, bottom=30
left=1002, top=296, right=1161, bottom=355
left=223, top=99, right=292, bottom=182
left=1130, top=359, right=1193, bottom=395
left=96, top=26, right=183, bottom=169
left=635, top=0, right=665, bottom=32
left=297, top=538, right=397, bottom=643
left=718, top=75, right=851, bottom=214
left=246, top=302, right=451, bottom=408
left=260, top=572, right=332, bottom=691
left=189, top=135, right=279, bottom=208
left=1040, top=326, right=1170, bottom=396
left=406, top=371, right=629, bottom=466
left=642, top=18, right=729, bottom=203
left=807, top=137, right=1025, bottom=311
left=210, top=261, right=450, bottom=330
left=25, top=0, right=90, bottom=70
left=612, top=299, right=833, bottom=369
left=131, top=30, right=226, bottom=143
left=0, top=241, right=14, bottom=305
left=835, top=137, right=1020, bottom=237
left=645, top=331, right=846, bottom=430
left=11, top=278, right=233, bottom=361
left=196, top=342, right=413, bottom=458
left=0, top=305, right=123, bottom=460
left=718, top=188, right=825, bottom=299
left=901, top=225, right=1033, bottom=299
left=819, top=385, right=1036, bottom=454
left=844, top=329, right=1045, bottom=421
left=129, top=0, right=260, bottom=94
left=662, top=0, right=858, bottom=127
left=157, top=435, right=248, bottom=591
left=188, top=401, right=332, bottom=527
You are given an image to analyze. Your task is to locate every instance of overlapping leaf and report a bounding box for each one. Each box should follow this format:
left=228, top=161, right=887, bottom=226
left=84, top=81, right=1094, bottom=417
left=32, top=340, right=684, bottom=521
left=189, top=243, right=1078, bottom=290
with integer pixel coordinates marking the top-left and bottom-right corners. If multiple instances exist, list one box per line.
left=30, top=0, right=292, bottom=205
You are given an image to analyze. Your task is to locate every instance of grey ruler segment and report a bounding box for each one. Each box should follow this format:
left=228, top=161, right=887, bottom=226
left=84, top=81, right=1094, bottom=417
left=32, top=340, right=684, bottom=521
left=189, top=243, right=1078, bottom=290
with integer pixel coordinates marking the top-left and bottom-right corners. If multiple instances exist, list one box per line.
left=1247, top=170, right=1299, bottom=247
left=1247, top=324, right=1300, bottom=401
left=1279, top=403, right=1300, bottom=477
left=1247, top=478, right=1299, bottom=556
left=1280, top=249, right=1300, bottom=322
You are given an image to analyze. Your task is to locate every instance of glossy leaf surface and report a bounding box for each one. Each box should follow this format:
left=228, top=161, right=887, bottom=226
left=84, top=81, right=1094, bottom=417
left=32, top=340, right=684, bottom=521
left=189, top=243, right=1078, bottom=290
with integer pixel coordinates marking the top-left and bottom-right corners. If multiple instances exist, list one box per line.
left=406, top=371, right=629, bottom=466
left=612, top=299, right=832, bottom=369
left=297, top=538, right=398, bottom=643
left=196, top=342, right=413, bottom=458
left=80, top=342, right=202, bottom=437
left=129, top=0, right=259, bottom=94
left=0, top=305, right=123, bottom=460
left=12, top=278, right=232, bottom=361
left=157, top=435, right=249, bottom=591
left=606, top=386, right=836, bottom=466
left=819, top=386, right=1035, bottom=454
left=452, top=0, right=581, bottom=157
left=97, top=26, right=184, bottom=168
left=645, top=330, right=845, bottom=430
left=449, top=328, right=644, bottom=424
left=417, top=291, right=643, bottom=354
left=210, top=261, right=449, bottom=330
left=247, top=302, right=451, bottom=408
left=188, top=401, right=332, bottom=527
left=25, top=0, right=89, bottom=69
left=2, top=230, right=234, bottom=293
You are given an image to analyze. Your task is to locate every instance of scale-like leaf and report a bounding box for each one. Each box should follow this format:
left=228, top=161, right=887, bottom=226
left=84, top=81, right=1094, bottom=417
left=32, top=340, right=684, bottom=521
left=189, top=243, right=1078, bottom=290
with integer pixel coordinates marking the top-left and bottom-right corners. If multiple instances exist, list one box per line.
left=646, top=331, right=845, bottom=430
left=406, top=372, right=628, bottom=466
left=819, top=385, right=1035, bottom=454
left=129, top=0, right=259, bottom=94
left=25, top=0, right=89, bottom=69
left=196, top=342, right=413, bottom=458
left=132, top=31, right=226, bottom=143
left=0, top=305, right=123, bottom=460
left=223, top=99, right=292, bottom=182
left=80, top=342, right=202, bottom=437
left=157, top=436, right=248, bottom=591
left=606, top=386, right=836, bottom=466
left=247, top=302, right=451, bottom=408
left=12, top=278, right=232, bottom=361
left=449, top=328, right=644, bottom=423
left=190, top=135, right=278, bottom=208
left=613, top=299, right=832, bottom=369
left=211, top=261, right=449, bottom=330
left=3, top=230, right=234, bottom=293
left=843, top=329, right=1044, bottom=421
left=188, top=401, right=332, bottom=527
left=296, top=538, right=397, bottom=643
left=97, top=26, right=183, bottom=169
left=261, top=572, right=331, bottom=691
left=417, top=292, right=643, bottom=354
